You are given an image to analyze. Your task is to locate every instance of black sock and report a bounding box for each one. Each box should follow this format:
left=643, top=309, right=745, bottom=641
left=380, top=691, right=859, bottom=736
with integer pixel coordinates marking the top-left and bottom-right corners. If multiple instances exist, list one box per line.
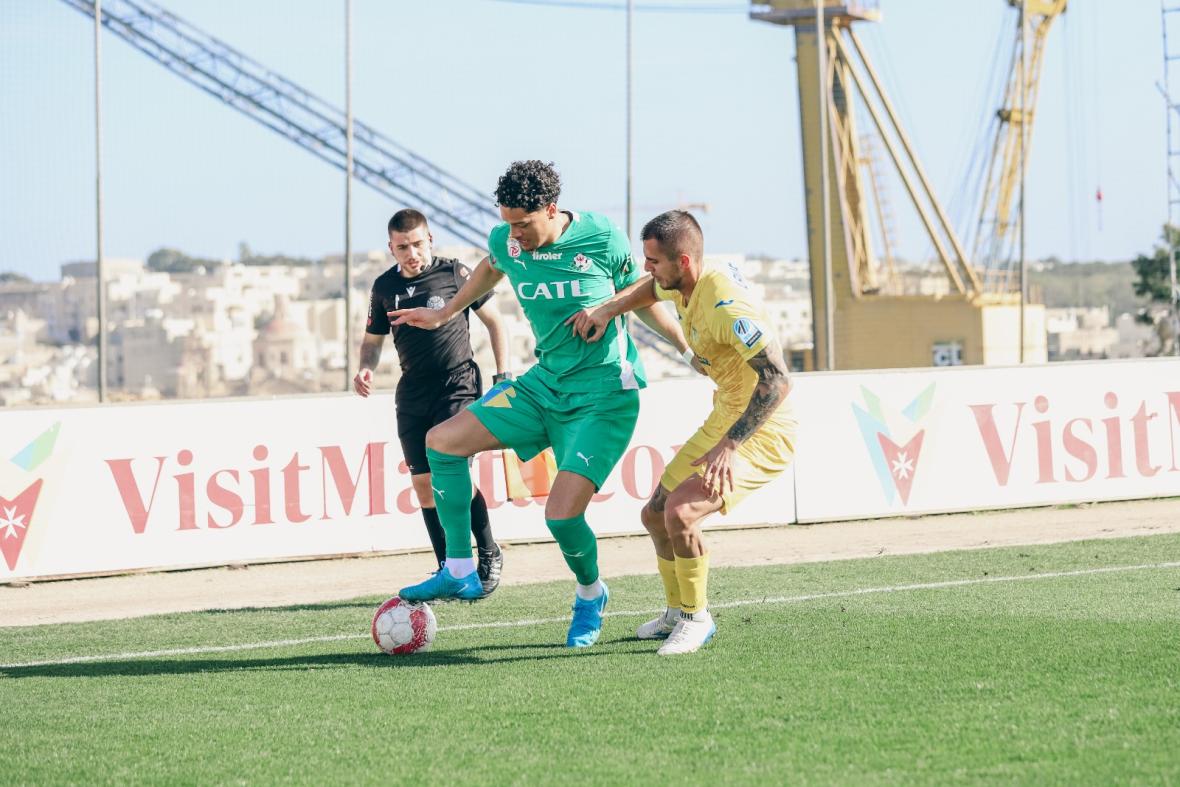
left=421, top=506, right=446, bottom=569
left=470, top=488, right=497, bottom=555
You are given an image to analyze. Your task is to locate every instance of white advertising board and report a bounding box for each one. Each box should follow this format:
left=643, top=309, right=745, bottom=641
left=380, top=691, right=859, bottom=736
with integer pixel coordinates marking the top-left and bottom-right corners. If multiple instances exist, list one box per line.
left=790, top=358, right=1180, bottom=522
left=0, top=378, right=796, bottom=582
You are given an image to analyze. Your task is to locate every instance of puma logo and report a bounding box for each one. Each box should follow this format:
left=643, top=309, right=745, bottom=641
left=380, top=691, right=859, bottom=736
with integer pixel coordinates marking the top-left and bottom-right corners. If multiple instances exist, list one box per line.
left=431, top=486, right=445, bottom=500
left=576, top=451, right=593, bottom=466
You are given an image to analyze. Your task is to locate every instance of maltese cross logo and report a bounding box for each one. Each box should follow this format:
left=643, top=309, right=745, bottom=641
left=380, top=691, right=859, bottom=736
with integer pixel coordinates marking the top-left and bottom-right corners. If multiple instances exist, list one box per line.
left=890, top=451, right=915, bottom=480
left=0, top=506, right=27, bottom=539
left=853, top=385, right=934, bottom=506
left=0, top=480, right=43, bottom=571
left=1, top=421, right=61, bottom=572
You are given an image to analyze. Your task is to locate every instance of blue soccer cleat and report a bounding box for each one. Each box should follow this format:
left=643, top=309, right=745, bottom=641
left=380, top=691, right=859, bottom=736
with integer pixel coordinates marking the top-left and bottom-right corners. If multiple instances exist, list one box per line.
left=400, top=568, right=484, bottom=603
left=566, top=582, right=609, bottom=648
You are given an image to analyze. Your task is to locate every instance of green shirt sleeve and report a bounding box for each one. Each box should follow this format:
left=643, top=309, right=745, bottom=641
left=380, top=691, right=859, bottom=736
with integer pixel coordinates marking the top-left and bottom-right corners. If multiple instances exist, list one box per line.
left=608, top=226, right=640, bottom=291
left=487, top=225, right=507, bottom=273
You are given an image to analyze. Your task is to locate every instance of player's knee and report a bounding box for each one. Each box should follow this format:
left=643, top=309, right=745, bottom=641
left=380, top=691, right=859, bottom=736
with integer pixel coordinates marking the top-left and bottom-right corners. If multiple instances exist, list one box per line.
left=424, top=425, right=451, bottom=454
left=640, top=503, right=663, bottom=535
left=663, top=500, right=700, bottom=535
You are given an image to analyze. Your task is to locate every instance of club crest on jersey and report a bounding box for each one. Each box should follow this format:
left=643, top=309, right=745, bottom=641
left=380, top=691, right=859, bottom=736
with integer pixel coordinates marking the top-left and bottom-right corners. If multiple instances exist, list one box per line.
left=405, top=286, right=416, bottom=297
left=426, top=295, right=445, bottom=310
left=573, top=253, right=593, bottom=273
left=732, top=317, right=763, bottom=348
left=507, top=238, right=522, bottom=258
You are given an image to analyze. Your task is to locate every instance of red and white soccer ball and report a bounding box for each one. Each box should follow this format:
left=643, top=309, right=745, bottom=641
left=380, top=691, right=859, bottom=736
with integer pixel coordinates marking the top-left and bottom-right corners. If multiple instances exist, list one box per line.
left=371, top=596, right=437, bottom=655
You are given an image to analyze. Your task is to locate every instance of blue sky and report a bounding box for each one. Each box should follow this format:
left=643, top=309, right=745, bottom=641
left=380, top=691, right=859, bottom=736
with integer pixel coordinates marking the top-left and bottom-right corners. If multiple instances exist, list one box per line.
left=0, top=0, right=1165, bottom=282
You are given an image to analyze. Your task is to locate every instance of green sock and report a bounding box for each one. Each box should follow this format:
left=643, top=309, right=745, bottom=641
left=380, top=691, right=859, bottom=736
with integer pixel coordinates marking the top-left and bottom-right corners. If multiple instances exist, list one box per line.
left=546, top=515, right=599, bottom=585
left=426, top=447, right=473, bottom=560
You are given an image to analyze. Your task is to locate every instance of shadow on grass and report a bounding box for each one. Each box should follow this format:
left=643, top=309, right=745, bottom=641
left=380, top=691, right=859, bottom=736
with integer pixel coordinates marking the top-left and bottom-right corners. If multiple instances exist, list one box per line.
left=197, top=601, right=381, bottom=615
left=0, top=636, right=651, bottom=679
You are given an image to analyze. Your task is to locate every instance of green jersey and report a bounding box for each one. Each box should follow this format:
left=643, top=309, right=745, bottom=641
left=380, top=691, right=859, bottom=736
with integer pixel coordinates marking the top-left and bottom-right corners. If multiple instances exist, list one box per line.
left=488, top=211, right=647, bottom=393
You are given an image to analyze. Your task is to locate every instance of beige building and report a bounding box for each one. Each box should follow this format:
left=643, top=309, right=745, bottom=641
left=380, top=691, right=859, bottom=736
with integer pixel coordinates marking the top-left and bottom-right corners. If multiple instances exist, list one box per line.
left=252, top=295, right=318, bottom=387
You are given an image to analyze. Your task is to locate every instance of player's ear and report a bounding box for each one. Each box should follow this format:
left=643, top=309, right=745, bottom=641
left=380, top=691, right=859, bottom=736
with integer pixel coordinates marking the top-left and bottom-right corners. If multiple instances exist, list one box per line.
left=679, top=253, right=692, bottom=270
left=545, top=203, right=558, bottom=219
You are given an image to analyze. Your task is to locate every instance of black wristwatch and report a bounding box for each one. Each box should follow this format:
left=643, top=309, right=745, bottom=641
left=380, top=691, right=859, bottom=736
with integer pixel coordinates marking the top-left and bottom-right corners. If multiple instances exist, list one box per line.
left=493, top=372, right=514, bottom=385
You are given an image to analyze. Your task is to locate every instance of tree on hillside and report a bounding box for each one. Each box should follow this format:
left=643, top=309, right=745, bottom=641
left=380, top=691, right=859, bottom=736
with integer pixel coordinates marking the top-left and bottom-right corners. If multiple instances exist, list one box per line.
left=0, top=272, right=32, bottom=284
left=1031, top=260, right=1139, bottom=316
left=237, top=240, right=314, bottom=267
left=147, top=247, right=221, bottom=274
left=1130, top=225, right=1179, bottom=355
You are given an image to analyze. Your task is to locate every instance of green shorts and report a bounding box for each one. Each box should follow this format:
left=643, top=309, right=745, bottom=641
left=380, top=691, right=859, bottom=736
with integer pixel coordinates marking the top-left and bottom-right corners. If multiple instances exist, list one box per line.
left=468, top=368, right=640, bottom=489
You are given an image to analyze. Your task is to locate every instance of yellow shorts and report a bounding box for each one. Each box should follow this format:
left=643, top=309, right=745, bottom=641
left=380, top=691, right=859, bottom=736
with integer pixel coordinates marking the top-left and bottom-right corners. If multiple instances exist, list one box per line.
left=660, top=408, right=797, bottom=514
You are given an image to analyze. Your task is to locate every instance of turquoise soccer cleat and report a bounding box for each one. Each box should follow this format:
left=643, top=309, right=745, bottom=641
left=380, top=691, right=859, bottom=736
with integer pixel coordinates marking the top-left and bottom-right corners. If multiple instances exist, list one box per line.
left=566, top=582, right=609, bottom=648
left=399, top=569, right=484, bottom=603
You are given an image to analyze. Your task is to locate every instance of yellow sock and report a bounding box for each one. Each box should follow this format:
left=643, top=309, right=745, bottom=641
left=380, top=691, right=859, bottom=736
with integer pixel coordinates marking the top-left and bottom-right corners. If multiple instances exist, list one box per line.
left=675, top=553, right=709, bottom=614
left=657, top=555, right=681, bottom=609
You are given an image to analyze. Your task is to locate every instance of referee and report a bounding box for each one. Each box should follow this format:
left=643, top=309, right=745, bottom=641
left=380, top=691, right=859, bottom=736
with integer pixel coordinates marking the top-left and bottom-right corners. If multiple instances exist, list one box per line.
left=354, top=208, right=509, bottom=597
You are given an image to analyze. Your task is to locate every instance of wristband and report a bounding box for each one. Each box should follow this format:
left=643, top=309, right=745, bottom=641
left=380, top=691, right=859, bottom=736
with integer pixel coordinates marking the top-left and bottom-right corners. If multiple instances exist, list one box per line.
left=493, top=371, right=514, bottom=385
left=680, top=348, right=695, bottom=365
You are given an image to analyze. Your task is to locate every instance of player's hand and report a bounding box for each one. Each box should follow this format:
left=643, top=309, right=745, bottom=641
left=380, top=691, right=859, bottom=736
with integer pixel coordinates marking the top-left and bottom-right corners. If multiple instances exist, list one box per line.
left=389, top=306, right=445, bottom=330
left=691, top=437, right=739, bottom=499
left=353, top=368, right=374, bottom=397
left=564, top=305, right=613, bottom=343
left=689, top=355, right=708, bottom=376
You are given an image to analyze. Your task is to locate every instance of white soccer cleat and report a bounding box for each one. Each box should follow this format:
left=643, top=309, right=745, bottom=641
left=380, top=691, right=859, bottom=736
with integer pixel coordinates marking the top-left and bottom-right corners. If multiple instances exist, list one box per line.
left=636, top=607, right=681, bottom=640
left=657, top=612, right=717, bottom=656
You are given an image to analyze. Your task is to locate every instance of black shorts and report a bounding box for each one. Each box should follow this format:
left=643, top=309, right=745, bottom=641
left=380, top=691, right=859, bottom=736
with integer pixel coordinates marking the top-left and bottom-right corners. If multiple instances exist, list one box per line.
left=396, top=361, right=482, bottom=475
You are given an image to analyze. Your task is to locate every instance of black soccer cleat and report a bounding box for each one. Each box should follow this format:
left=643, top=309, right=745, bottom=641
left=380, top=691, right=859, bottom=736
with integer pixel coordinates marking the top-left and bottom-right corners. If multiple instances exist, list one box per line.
left=477, top=546, right=503, bottom=598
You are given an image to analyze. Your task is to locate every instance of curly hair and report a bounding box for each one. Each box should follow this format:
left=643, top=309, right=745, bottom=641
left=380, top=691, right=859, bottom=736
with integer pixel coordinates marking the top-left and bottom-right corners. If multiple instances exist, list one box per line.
left=494, top=160, right=562, bottom=212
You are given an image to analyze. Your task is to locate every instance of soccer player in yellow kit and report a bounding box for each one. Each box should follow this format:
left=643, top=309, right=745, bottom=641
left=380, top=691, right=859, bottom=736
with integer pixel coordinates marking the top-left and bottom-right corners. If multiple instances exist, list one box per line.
left=569, top=210, right=795, bottom=655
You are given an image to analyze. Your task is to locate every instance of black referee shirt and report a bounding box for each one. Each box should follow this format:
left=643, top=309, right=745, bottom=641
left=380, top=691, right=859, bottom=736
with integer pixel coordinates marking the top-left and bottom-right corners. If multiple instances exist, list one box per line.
left=366, top=257, right=491, bottom=379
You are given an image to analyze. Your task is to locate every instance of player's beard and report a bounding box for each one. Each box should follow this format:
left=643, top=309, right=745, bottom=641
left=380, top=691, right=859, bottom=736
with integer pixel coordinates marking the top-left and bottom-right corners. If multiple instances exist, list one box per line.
left=659, top=270, right=684, bottom=292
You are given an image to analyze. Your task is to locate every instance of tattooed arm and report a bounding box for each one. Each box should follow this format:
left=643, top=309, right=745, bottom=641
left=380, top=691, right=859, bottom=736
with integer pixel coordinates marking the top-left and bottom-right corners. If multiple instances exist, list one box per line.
left=727, top=339, right=792, bottom=442
left=691, top=338, right=792, bottom=497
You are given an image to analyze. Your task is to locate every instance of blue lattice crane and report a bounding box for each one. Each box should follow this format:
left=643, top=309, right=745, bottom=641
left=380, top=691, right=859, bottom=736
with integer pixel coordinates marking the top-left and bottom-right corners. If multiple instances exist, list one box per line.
left=61, top=0, right=500, bottom=248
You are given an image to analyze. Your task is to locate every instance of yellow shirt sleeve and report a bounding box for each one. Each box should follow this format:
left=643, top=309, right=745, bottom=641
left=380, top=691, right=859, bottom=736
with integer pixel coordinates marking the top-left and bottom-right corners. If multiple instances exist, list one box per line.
left=707, top=279, right=771, bottom=362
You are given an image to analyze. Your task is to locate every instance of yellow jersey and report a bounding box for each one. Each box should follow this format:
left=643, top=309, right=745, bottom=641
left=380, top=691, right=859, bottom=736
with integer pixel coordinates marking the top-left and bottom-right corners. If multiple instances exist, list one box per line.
left=657, top=262, right=793, bottom=430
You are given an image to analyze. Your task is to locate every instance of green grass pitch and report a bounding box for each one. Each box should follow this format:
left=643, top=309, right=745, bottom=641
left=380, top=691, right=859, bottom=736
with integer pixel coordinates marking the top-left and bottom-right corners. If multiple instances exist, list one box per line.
left=2, top=533, right=1178, bottom=785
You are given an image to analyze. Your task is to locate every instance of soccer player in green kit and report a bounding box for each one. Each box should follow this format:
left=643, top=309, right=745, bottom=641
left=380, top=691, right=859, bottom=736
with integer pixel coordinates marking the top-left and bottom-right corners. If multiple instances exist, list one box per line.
left=391, top=160, right=689, bottom=647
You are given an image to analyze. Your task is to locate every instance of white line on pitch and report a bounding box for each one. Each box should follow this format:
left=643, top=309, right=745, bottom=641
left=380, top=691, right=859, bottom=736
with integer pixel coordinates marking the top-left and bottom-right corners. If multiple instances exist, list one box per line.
left=2, top=560, right=1176, bottom=671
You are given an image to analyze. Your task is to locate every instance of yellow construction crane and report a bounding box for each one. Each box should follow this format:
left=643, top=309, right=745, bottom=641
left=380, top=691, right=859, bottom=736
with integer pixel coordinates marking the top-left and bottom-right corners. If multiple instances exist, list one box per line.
left=974, top=0, right=1069, bottom=292
left=752, top=0, right=1063, bottom=369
